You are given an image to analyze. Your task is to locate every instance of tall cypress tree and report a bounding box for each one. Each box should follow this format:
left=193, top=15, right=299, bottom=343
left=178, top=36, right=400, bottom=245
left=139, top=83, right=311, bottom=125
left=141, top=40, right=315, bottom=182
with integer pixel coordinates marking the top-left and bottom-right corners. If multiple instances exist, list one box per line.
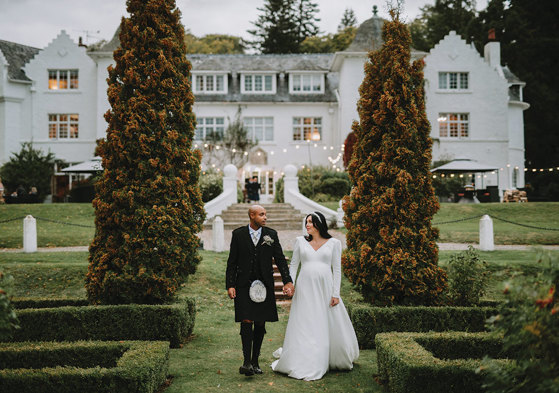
left=342, top=11, right=447, bottom=306
left=86, top=0, right=205, bottom=304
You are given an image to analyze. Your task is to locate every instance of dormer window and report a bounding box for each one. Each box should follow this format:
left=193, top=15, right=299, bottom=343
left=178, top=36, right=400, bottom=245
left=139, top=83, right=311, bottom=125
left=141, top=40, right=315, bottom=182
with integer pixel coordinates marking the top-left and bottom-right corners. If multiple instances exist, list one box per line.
left=438, top=72, right=468, bottom=90
left=289, top=73, right=324, bottom=94
left=48, top=70, right=79, bottom=90
left=241, top=73, right=276, bottom=94
left=192, top=73, right=227, bottom=94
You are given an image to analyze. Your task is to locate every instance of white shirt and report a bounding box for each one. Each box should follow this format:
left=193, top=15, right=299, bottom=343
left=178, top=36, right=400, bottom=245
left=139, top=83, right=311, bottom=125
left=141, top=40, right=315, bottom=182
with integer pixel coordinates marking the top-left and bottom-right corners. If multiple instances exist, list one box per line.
left=248, top=225, right=262, bottom=245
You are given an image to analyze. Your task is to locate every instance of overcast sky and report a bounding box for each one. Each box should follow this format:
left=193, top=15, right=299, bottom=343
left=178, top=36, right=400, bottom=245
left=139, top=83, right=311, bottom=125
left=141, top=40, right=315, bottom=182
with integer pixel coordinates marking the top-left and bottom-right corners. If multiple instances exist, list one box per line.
left=0, top=0, right=488, bottom=49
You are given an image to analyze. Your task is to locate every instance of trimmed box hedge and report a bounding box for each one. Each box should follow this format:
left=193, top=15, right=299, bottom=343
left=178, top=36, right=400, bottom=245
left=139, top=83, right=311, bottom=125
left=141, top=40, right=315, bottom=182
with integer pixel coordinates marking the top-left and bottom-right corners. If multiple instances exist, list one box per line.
left=375, top=332, right=513, bottom=393
left=0, top=341, right=169, bottom=393
left=347, top=304, right=499, bottom=349
left=5, top=298, right=195, bottom=348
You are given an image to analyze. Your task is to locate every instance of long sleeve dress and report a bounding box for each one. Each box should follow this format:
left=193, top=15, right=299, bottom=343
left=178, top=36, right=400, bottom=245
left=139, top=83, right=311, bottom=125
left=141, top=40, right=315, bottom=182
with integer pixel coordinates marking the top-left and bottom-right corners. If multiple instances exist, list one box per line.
left=271, top=236, right=359, bottom=381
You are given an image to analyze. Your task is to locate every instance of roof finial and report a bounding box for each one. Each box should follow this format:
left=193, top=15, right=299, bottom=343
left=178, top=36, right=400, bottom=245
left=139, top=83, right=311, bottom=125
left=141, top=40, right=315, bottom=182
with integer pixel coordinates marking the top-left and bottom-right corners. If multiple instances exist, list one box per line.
left=372, top=5, right=378, bottom=16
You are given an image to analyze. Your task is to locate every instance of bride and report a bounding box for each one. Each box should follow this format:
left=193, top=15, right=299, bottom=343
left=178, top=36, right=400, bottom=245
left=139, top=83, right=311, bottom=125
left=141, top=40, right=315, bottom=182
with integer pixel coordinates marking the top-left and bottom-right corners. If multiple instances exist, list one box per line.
left=271, top=211, right=359, bottom=381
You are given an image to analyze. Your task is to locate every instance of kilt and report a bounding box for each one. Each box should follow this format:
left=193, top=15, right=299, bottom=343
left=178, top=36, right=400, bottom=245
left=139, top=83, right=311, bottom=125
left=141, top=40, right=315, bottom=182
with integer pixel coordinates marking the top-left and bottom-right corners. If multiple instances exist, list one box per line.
left=234, top=283, right=278, bottom=322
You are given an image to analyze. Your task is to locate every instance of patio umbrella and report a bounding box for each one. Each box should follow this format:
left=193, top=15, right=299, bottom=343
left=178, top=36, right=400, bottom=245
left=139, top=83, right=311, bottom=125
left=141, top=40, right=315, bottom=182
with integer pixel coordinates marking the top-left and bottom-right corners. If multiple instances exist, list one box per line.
left=430, top=157, right=498, bottom=173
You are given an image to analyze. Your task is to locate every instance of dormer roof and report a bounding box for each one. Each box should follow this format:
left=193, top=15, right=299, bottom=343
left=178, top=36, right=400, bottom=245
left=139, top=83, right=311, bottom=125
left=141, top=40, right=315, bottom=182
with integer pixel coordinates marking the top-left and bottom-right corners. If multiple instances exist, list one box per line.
left=0, top=39, right=40, bottom=81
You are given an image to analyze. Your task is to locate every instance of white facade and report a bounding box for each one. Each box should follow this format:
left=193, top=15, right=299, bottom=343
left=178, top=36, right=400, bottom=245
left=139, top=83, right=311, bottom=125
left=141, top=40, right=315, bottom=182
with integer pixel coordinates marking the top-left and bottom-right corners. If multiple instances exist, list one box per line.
left=0, top=18, right=528, bottom=199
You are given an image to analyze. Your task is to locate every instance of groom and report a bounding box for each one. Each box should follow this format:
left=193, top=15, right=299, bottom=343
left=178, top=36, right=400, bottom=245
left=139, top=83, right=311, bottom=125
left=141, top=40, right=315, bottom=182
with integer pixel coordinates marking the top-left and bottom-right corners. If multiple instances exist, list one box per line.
left=226, top=205, right=294, bottom=376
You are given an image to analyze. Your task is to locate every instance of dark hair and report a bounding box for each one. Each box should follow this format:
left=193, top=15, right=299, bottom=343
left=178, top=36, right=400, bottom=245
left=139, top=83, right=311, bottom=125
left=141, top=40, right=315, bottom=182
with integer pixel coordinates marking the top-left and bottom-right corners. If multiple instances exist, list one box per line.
left=304, top=211, right=332, bottom=241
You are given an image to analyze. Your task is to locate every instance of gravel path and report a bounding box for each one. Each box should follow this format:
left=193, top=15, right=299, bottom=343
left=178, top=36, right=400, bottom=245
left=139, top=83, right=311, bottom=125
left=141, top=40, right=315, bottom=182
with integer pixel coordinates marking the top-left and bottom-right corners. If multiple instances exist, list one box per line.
left=1, top=229, right=557, bottom=253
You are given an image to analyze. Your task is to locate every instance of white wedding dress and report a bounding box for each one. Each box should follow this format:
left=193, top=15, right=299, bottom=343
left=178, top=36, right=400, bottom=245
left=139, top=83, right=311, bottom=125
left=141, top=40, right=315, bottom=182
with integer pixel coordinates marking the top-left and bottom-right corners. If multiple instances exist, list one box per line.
left=271, top=236, right=359, bottom=381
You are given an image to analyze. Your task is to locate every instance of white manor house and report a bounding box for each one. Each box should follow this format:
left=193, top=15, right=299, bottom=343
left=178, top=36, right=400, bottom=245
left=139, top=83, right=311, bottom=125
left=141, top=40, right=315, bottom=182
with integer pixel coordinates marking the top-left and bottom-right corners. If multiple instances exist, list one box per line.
left=0, top=12, right=528, bottom=202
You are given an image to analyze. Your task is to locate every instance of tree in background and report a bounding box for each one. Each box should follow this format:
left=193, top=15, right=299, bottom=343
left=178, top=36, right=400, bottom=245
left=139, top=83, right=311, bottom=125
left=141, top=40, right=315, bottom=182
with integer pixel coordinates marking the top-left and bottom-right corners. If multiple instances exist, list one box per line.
left=343, top=11, right=447, bottom=305
left=86, top=0, right=205, bottom=305
left=294, top=0, right=320, bottom=44
left=248, top=0, right=320, bottom=53
left=248, top=0, right=299, bottom=53
left=339, top=8, right=357, bottom=30
left=409, top=0, right=477, bottom=52
left=0, top=142, right=55, bottom=203
left=184, top=31, right=245, bottom=54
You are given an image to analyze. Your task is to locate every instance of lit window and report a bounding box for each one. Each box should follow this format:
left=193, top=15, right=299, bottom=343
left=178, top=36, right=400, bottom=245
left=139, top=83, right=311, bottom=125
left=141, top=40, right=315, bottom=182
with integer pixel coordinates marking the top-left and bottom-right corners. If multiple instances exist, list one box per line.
left=48, top=70, right=79, bottom=90
left=195, top=117, right=225, bottom=140
left=292, top=117, right=322, bottom=141
left=241, top=74, right=275, bottom=94
left=438, top=72, right=468, bottom=90
left=48, top=114, right=79, bottom=139
left=290, top=73, right=324, bottom=94
left=193, top=74, right=227, bottom=94
left=243, top=117, right=274, bottom=142
left=438, top=113, right=469, bottom=138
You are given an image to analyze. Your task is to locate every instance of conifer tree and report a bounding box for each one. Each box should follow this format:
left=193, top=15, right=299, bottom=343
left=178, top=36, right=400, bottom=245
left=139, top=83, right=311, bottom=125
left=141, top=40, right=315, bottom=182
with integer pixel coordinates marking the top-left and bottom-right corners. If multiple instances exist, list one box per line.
left=339, top=8, right=357, bottom=30
left=294, top=0, right=320, bottom=44
left=248, top=0, right=299, bottom=53
left=86, top=0, right=205, bottom=304
left=342, top=11, right=447, bottom=306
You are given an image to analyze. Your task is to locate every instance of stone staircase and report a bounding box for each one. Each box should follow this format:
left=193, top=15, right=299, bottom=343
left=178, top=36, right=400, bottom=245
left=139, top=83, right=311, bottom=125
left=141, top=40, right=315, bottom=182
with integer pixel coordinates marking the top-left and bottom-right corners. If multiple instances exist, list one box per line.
left=274, top=263, right=292, bottom=304
left=205, top=203, right=305, bottom=231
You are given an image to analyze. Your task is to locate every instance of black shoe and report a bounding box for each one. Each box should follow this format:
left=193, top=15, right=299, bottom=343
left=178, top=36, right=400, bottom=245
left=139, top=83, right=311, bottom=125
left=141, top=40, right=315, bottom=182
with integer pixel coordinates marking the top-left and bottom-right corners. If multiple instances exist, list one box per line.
left=239, top=364, right=255, bottom=376
left=251, top=363, right=263, bottom=374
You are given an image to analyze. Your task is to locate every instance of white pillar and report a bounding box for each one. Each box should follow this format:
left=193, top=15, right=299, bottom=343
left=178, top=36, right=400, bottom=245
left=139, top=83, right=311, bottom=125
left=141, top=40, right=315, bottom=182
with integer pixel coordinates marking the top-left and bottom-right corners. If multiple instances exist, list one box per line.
left=479, top=214, right=494, bottom=251
left=212, top=216, right=225, bottom=252
left=23, top=215, right=37, bottom=253
left=337, top=199, right=345, bottom=228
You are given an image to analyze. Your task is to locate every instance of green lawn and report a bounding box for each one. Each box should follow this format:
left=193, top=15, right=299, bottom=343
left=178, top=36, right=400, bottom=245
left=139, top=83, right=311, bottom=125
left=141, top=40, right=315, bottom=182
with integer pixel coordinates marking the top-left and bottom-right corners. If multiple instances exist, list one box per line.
left=1, top=202, right=558, bottom=248
left=2, top=248, right=555, bottom=391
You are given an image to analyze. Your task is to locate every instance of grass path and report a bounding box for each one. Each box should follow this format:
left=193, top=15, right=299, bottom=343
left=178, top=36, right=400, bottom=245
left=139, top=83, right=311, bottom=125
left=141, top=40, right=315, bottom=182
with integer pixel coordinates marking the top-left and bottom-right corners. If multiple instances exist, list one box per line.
left=168, top=251, right=383, bottom=393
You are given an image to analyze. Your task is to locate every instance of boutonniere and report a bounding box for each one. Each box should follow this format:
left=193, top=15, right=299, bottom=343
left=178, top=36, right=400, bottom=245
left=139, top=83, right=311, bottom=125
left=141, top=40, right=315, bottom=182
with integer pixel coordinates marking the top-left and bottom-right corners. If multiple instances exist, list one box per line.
left=262, top=235, right=274, bottom=246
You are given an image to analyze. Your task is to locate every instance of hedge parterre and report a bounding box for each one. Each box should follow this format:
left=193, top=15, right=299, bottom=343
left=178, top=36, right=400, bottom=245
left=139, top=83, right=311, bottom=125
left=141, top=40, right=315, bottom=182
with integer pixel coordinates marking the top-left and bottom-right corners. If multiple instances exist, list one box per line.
left=0, top=340, right=169, bottom=393
left=375, top=332, right=515, bottom=393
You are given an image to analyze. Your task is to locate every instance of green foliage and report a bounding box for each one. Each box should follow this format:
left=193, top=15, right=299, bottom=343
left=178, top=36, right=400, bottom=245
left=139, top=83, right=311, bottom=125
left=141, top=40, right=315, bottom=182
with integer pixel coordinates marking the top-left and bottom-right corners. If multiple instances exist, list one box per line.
left=274, top=176, right=285, bottom=203
left=408, top=0, right=478, bottom=52
left=0, top=142, right=56, bottom=202
left=248, top=0, right=320, bottom=53
left=447, top=246, right=490, bottom=306
left=198, top=170, right=223, bottom=202
left=0, top=272, right=18, bottom=340
left=5, top=298, right=195, bottom=348
left=431, top=159, right=464, bottom=200
left=300, top=26, right=356, bottom=53
left=348, top=303, right=498, bottom=349
left=87, top=0, right=205, bottom=304
left=297, top=166, right=350, bottom=201
left=482, top=250, right=559, bottom=393
left=339, top=7, right=357, bottom=30
left=343, top=14, right=447, bottom=305
left=184, top=31, right=245, bottom=54
left=0, top=341, right=169, bottom=393
left=376, top=332, right=513, bottom=393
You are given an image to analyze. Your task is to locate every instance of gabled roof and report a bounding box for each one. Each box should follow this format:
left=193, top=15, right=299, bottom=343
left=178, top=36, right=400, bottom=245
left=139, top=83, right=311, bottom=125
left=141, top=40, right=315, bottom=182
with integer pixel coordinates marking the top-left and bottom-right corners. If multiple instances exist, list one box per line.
left=0, top=39, right=40, bottom=81
left=345, top=14, right=385, bottom=52
left=502, top=65, right=523, bottom=84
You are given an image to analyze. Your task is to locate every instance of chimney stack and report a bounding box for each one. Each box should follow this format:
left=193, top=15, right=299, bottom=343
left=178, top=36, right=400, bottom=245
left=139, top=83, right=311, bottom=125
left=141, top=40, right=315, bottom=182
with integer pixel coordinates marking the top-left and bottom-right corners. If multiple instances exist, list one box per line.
left=484, top=29, right=500, bottom=69
left=78, top=36, right=87, bottom=48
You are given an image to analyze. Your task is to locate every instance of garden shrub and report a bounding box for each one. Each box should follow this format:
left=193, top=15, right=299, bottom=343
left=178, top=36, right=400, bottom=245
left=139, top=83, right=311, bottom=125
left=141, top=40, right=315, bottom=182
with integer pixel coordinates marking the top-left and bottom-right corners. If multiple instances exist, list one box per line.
left=0, top=142, right=56, bottom=203
left=274, top=176, right=284, bottom=203
left=347, top=303, right=499, bottom=349
left=317, top=176, right=350, bottom=199
left=0, top=341, right=169, bottom=393
left=375, top=332, right=513, bottom=393
left=87, top=0, right=205, bottom=305
left=199, top=170, right=223, bottom=202
left=297, top=166, right=349, bottom=201
left=447, top=246, right=490, bottom=306
left=342, top=13, right=446, bottom=306
left=481, top=250, right=559, bottom=393
left=3, top=298, right=195, bottom=348
left=0, top=272, right=18, bottom=340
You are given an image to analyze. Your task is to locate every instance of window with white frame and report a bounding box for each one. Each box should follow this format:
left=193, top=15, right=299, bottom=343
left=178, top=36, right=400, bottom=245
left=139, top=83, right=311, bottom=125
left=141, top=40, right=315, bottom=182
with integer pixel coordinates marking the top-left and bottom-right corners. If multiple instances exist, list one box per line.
left=438, top=113, right=469, bottom=138
left=48, top=70, right=79, bottom=90
left=290, top=73, right=324, bottom=94
left=243, top=117, right=274, bottom=142
left=193, top=74, right=227, bottom=94
left=48, top=114, right=79, bottom=139
left=438, top=72, right=469, bottom=90
left=241, top=74, right=275, bottom=94
left=194, top=117, right=225, bottom=140
left=292, top=117, right=322, bottom=141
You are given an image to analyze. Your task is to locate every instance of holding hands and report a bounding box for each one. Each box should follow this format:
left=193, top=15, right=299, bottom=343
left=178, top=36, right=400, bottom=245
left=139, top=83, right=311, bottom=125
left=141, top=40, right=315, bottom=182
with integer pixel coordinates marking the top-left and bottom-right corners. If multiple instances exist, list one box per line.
left=283, top=282, right=294, bottom=297
left=330, top=297, right=339, bottom=307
